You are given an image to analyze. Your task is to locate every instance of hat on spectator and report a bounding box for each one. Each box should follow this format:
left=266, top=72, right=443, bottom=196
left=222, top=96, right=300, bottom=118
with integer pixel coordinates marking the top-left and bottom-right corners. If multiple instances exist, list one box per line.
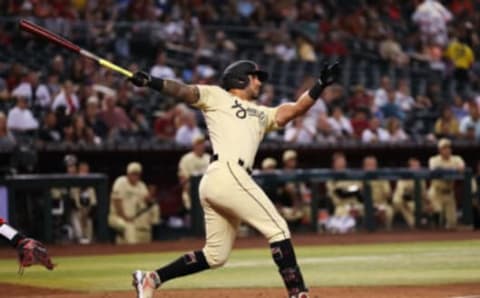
left=438, top=138, right=452, bottom=149
left=282, top=150, right=297, bottom=162
left=192, top=134, right=205, bottom=145
left=127, top=162, right=142, bottom=174
left=261, top=157, right=277, bottom=169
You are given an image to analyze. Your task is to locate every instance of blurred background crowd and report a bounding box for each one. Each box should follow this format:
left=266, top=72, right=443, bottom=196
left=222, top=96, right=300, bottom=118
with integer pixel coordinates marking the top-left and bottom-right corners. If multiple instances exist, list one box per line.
left=0, top=0, right=480, bottom=150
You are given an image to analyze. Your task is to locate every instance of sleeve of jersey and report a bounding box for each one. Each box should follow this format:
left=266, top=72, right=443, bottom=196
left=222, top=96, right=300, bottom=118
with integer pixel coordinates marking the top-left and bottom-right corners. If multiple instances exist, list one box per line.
left=264, top=106, right=282, bottom=132
left=111, top=178, right=123, bottom=200
left=190, top=85, right=220, bottom=111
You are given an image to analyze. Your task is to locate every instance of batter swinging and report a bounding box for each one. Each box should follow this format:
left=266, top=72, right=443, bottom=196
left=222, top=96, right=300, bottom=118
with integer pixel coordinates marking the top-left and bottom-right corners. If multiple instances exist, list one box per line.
left=129, top=60, right=340, bottom=298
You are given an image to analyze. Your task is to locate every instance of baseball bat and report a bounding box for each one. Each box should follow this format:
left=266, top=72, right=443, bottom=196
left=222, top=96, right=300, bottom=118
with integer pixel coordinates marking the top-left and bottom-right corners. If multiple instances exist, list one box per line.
left=19, top=19, right=133, bottom=78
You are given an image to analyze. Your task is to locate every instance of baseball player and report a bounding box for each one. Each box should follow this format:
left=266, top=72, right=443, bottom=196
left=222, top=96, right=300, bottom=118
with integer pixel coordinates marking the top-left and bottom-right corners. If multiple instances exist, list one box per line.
left=392, top=157, right=427, bottom=228
left=428, top=138, right=465, bottom=229
left=108, top=162, right=160, bottom=244
left=0, top=218, right=54, bottom=272
left=128, top=60, right=339, bottom=298
left=178, top=134, right=211, bottom=211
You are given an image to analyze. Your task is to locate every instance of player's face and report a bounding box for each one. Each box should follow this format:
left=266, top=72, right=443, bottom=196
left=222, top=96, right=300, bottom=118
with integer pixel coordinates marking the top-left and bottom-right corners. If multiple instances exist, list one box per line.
left=440, top=146, right=451, bottom=157
left=247, top=74, right=262, bottom=99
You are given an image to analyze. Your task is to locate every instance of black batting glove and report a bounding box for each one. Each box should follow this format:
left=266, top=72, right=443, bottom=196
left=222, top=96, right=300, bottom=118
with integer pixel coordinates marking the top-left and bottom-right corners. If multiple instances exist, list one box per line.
left=308, top=61, right=341, bottom=100
left=129, top=71, right=151, bottom=87
left=319, top=61, right=340, bottom=87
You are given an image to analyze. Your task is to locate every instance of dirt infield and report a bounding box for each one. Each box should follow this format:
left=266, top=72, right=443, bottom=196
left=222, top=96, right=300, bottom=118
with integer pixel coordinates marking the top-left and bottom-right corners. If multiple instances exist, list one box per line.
left=1, top=230, right=479, bottom=297
left=3, top=283, right=480, bottom=298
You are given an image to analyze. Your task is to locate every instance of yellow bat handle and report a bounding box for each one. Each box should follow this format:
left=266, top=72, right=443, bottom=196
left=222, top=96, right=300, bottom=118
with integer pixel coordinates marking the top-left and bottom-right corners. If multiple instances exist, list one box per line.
left=98, top=58, right=133, bottom=78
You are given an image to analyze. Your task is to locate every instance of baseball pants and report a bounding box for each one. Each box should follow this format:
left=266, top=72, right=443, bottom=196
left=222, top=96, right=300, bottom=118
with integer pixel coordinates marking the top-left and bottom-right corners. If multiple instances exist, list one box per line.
left=199, top=161, right=290, bottom=268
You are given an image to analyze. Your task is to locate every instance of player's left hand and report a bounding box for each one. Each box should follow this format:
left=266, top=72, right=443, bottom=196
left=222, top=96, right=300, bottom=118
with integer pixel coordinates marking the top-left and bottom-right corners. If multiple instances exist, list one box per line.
left=17, top=238, right=55, bottom=273
left=129, top=71, right=151, bottom=87
left=319, top=61, right=340, bottom=87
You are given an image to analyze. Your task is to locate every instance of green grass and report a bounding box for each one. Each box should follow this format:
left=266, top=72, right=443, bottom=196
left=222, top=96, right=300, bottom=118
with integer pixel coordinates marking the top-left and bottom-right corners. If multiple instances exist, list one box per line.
left=1, top=240, right=480, bottom=292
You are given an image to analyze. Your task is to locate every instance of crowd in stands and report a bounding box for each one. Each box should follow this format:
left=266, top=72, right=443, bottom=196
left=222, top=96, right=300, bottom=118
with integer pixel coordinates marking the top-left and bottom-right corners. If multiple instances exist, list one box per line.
left=1, top=0, right=480, bottom=150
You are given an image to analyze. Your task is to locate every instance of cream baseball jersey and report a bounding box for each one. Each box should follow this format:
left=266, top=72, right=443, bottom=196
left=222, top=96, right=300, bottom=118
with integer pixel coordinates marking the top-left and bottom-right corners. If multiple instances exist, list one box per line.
left=192, top=85, right=279, bottom=169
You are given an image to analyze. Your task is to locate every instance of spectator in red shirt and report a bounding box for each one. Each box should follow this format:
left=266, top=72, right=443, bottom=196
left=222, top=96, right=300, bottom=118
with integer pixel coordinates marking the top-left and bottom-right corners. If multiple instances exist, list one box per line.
left=99, top=94, right=132, bottom=136
left=348, top=84, right=373, bottom=112
left=350, top=109, right=370, bottom=139
left=321, top=31, right=348, bottom=57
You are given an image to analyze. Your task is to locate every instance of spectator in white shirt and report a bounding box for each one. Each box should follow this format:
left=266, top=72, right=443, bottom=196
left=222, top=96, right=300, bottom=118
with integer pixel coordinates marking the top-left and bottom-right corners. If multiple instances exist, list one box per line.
left=395, top=79, right=415, bottom=112
left=386, top=117, right=409, bottom=142
left=284, top=116, right=315, bottom=144
left=374, top=76, right=392, bottom=110
left=175, top=111, right=202, bottom=146
left=51, top=80, right=79, bottom=115
left=328, top=106, right=353, bottom=138
left=7, top=97, right=39, bottom=132
left=460, top=102, right=480, bottom=140
left=412, top=0, right=452, bottom=46
left=150, top=51, right=176, bottom=80
left=362, top=117, right=390, bottom=143
left=12, top=71, right=51, bottom=108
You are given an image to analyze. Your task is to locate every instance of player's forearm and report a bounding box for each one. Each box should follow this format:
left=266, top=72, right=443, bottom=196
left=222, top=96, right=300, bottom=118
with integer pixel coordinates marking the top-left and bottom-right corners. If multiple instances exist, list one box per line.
left=276, top=91, right=315, bottom=126
left=0, top=222, right=25, bottom=247
left=160, top=79, right=200, bottom=105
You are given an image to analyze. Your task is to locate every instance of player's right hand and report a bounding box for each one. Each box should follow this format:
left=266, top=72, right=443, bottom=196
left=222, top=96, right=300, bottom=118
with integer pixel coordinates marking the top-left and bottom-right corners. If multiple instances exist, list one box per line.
left=129, top=71, right=151, bottom=87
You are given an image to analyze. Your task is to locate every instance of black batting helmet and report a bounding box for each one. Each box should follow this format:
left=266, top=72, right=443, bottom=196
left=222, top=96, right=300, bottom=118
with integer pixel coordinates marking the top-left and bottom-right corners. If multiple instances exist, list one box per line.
left=221, top=60, right=268, bottom=90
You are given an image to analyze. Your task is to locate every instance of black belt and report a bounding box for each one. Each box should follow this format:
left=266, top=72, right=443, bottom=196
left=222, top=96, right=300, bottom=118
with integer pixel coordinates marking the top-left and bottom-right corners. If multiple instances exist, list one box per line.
left=210, top=154, right=252, bottom=175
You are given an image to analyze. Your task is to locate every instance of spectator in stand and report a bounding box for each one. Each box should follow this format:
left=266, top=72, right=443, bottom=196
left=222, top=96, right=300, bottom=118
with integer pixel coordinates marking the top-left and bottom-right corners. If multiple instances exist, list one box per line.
left=50, top=55, right=66, bottom=81
left=11, top=70, right=51, bottom=109
left=379, top=30, right=409, bottom=66
left=131, top=107, right=151, bottom=139
left=445, top=31, right=475, bottom=94
left=295, top=34, right=316, bottom=62
left=284, top=116, right=315, bottom=144
left=381, top=89, right=405, bottom=121
left=84, top=96, right=108, bottom=139
left=7, top=97, right=38, bottom=132
left=0, top=112, right=15, bottom=149
left=175, top=110, right=202, bottom=146
left=395, top=79, right=415, bottom=112
left=328, top=106, right=353, bottom=139
left=351, top=109, right=370, bottom=139
left=362, top=117, right=390, bottom=143
left=460, top=101, right=480, bottom=140
left=52, top=80, right=79, bottom=115
left=0, top=77, right=10, bottom=101
left=348, top=84, right=373, bottom=112
left=99, top=94, right=132, bottom=138
left=434, top=106, right=460, bottom=139
left=412, top=0, right=452, bottom=47
left=150, top=50, right=176, bottom=80
left=38, top=111, right=61, bottom=143
left=153, top=104, right=178, bottom=142
left=315, top=113, right=337, bottom=143
left=321, top=31, right=348, bottom=57
left=451, top=95, right=469, bottom=121
left=386, top=117, right=409, bottom=142
left=258, top=84, right=275, bottom=107
left=374, top=76, right=392, bottom=111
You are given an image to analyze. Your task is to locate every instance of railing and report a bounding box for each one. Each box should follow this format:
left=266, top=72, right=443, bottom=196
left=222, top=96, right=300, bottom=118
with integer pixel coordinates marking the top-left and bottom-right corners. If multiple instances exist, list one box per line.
left=189, top=168, right=474, bottom=235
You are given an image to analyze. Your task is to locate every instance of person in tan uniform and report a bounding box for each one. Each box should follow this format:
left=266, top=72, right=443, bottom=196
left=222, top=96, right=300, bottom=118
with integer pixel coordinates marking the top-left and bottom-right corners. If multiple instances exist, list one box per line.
left=428, top=138, right=465, bottom=229
left=277, top=150, right=311, bottom=225
left=363, top=156, right=394, bottom=230
left=392, top=158, right=428, bottom=229
left=129, top=60, right=340, bottom=298
left=326, top=152, right=363, bottom=219
left=70, top=161, right=97, bottom=244
left=178, top=134, right=210, bottom=211
left=108, top=162, right=160, bottom=244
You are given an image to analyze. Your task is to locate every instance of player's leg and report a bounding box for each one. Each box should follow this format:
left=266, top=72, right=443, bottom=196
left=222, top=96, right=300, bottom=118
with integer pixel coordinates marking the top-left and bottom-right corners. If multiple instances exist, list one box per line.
left=444, top=194, right=457, bottom=229
left=132, top=199, right=239, bottom=298
left=214, top=163, right=308, bottom=297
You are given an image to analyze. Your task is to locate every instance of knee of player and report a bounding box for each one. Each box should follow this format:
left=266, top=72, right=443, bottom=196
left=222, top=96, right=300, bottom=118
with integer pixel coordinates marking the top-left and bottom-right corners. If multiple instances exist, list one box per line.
left=202, top=248, right=229, bottom=268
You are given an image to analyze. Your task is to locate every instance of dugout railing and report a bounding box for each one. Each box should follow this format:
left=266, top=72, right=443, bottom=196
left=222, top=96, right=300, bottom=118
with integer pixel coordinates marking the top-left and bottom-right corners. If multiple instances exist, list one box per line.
left=3, top=174, right=109, bottom=243
left=189, top=168, right=474, bottom=236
